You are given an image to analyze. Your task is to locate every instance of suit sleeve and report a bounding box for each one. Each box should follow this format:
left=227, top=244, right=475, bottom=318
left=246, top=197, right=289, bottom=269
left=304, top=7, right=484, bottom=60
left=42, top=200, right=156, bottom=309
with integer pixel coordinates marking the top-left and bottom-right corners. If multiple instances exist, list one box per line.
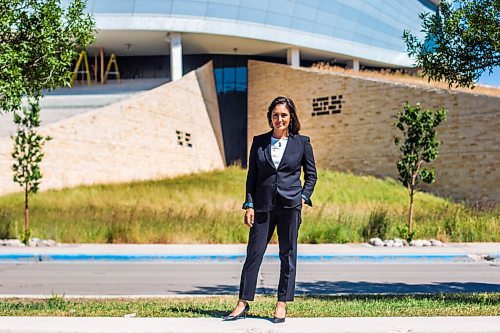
left=243, top=136, right=258, bottom=209
left=301, top=136, right=318, bottom=206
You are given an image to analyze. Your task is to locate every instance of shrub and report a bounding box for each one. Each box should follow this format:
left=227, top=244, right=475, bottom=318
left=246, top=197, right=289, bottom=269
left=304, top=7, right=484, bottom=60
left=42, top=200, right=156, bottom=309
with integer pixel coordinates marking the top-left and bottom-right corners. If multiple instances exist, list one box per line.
left=362, top=209, right=389, bottom=240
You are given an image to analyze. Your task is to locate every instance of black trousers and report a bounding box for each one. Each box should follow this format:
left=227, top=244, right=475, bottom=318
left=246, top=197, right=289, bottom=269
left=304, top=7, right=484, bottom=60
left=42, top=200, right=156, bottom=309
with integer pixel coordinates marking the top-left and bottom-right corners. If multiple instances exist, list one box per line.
left=238, top=205, right=301, bottom=302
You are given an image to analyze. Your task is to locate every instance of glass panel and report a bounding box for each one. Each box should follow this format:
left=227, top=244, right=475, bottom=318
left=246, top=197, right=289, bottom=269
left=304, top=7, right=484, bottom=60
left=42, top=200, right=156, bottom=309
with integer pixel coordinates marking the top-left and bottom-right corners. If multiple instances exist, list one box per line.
left=223, top=67, right=236, bottom=92
left=293, top=3, right=317, bottom=20
left=266, top=14, right=292, bottom=29
left=134, top=0, right=173, bottom=14
left=292, top=18, right=314, bottom=33
left=238, top=7, right=267, bottom=24
left=313, top=22, right=333, bottom=35
left=243, top=0, right=270, bottom=10
left=268, top=0, right=295, bottom=16
left=208, top=0, right=239, bottom=5
left=296, top=0, right=320, bottom=8
left=338, top=3, right=360, bottom=22
left=206, top=3, right=239, bottom=20
left=332, top=16, right=352, bottom=29
left=172, top=0, right=207, bottom=16
left=214, top=68, right=223, bottom=93
left=93, top=0, right=135, bottom=13
left=235, top=67, right=247, bottom=92
left=333, top=27, right=354, bottom=41
left=318, top=0, right=340, bottom=14
left=315, top=11, right=336, bottom=26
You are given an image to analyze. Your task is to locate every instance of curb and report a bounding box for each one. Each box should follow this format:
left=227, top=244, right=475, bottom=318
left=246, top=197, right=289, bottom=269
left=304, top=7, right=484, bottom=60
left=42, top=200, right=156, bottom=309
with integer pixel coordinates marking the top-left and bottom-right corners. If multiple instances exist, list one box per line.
left=0, top=253, right=485, bottom=262
left=0, top=316, right=499, bottom=333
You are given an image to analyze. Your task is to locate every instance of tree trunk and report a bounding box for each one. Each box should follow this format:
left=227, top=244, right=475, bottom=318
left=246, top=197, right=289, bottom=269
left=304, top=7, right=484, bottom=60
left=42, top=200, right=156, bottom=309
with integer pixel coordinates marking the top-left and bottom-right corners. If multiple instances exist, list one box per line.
left=408, top=186, right=414, bottom=233
left=24, top=184, right=29, bottom=232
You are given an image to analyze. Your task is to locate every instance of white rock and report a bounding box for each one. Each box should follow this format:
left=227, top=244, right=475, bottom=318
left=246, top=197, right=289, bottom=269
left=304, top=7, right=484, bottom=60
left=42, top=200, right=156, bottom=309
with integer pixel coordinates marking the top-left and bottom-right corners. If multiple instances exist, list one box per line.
left=28, top=238, right=41, bottom=247
left=393, top=240, right=404, bottom=247
left=430, top=239, right=444, bottom=246
left=0, top=239, right=24, bottom=246
left=384, top=239, right=395, bottom=247
left=369, top=238, right=384, bottom=246
left=410, top=239, right=424, bottom=247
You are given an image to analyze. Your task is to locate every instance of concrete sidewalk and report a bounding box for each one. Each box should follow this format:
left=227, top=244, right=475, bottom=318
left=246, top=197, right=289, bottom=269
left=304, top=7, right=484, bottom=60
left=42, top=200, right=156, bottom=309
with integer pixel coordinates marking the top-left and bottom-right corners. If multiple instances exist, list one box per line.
left=0, top=316, right=499, bottom=333
left=0, top=243, right=498, bottom=262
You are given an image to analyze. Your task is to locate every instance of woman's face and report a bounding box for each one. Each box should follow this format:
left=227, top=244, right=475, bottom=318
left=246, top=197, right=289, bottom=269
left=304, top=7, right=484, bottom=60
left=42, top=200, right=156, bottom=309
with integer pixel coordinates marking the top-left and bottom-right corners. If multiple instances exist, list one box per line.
left=271, top=104, right=291, bottom=132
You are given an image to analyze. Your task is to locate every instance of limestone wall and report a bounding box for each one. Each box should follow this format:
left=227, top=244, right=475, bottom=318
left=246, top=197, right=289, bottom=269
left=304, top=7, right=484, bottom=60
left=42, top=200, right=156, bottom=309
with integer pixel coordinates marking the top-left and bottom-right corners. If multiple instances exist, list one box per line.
left=0, top=62, right=225, bottom=196
left=247, top=60, right=499, bottom=203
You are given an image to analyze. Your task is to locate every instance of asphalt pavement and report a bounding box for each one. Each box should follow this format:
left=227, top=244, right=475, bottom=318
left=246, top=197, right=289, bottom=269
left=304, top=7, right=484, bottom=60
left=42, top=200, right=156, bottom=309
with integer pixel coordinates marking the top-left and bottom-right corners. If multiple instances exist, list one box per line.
left=0, top=242, right=498, bottom=333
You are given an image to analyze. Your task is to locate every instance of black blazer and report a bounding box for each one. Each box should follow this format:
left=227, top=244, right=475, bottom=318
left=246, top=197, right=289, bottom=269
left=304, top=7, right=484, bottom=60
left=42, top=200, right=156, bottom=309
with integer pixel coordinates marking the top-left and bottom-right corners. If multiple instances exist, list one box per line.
left=244, top=131, right=318, bottom=212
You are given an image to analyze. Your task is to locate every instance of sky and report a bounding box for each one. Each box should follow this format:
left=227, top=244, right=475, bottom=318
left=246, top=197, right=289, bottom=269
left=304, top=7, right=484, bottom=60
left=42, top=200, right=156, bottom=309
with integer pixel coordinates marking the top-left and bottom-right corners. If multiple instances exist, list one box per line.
left=478, top=67, right=499, bottom=87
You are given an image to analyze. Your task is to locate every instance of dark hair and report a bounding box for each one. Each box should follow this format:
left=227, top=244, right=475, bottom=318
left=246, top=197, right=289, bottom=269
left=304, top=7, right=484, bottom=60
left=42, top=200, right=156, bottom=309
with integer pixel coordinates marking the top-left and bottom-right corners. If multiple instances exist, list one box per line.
left=266, top=96, right=301, bottom=135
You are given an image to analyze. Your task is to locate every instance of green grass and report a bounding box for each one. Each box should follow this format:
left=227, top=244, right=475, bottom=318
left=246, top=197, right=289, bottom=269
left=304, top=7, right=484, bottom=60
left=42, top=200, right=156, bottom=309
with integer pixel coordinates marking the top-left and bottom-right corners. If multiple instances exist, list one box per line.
left=0, top=294, right=498, bottom=317
left=0, top=167, right=498, bottom=243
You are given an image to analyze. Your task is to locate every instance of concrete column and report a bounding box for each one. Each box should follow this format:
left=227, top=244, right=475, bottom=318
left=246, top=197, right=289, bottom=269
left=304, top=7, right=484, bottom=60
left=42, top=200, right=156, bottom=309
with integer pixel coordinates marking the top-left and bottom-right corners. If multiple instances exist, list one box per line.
left=346, top=59, right=360, bottom=71
left=168, top=32, right=183, bottom=81
left=287, top=47, right=300, bottom=68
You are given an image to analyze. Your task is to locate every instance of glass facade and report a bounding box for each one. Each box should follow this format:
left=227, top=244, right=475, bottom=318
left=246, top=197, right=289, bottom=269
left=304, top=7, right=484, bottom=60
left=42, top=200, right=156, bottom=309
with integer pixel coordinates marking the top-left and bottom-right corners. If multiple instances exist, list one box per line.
left=80, top=0, right=436, bottom=52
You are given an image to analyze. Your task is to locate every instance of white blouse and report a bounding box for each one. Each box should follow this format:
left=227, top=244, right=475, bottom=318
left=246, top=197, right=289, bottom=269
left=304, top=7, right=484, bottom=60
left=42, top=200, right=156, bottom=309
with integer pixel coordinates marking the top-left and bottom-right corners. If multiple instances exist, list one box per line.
left=270, top=137, right=288, bottom=169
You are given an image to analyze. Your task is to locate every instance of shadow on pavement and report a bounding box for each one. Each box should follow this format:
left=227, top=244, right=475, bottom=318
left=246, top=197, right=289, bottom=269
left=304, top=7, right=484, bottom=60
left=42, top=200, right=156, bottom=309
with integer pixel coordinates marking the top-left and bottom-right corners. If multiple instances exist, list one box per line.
left=174, top=281, right=500, bottom=295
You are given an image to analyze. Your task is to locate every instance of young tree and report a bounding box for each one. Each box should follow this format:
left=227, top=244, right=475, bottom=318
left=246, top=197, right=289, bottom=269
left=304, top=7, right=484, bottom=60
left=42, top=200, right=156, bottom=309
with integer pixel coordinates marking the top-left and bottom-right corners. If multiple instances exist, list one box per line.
left=0, top=0, right=95, bottom=114
left=403, top=0, right=499, bottom=88
left=394, top=102, right=447, bottom=234
left=11, top=100, right=52, bottom=244
left=2, top=0, right=94, bottom=243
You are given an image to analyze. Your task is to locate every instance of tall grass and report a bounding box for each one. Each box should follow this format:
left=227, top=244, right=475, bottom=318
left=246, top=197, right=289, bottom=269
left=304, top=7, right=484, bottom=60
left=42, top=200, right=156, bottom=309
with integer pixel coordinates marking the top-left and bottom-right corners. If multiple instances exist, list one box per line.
left=0, top=167, right=498, bottom=243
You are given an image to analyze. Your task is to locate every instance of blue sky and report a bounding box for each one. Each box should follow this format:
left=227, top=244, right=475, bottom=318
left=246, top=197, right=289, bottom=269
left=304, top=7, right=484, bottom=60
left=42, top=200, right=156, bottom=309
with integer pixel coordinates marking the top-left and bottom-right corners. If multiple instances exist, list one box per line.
left=478, top=67, right=499, bottom=87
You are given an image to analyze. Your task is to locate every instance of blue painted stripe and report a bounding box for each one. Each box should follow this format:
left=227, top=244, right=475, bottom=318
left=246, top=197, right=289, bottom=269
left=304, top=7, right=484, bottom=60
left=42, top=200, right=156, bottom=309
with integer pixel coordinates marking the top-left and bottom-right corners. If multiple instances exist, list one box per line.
left=0, top=253, right=490, bottom=262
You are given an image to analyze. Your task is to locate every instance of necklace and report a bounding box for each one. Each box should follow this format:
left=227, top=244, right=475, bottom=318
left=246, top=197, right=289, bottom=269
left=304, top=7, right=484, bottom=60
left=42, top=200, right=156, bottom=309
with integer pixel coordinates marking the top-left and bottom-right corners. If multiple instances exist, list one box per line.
left=272, top=137, right=287, bottom=148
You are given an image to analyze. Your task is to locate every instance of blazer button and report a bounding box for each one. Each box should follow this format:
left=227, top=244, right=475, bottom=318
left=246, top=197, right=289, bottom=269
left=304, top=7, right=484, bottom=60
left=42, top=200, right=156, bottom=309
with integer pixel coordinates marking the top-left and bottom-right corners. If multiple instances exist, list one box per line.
left=273, top=184, right=277, bottom=188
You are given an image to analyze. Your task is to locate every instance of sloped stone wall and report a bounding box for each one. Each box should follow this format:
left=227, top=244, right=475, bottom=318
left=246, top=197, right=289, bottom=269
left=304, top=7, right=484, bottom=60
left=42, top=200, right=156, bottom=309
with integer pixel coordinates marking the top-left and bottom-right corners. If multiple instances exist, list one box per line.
left=0, top=62, right=224, bottom=195
left=247, top=60, right=499, bottom=203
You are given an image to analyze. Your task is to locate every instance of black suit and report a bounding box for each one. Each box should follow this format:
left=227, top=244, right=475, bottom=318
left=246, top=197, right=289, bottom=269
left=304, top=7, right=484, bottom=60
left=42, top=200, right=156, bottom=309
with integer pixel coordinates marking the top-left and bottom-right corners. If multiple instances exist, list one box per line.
left=245, top=131, right=317, bottom=211
left=239, top=131, right=317, bottom=302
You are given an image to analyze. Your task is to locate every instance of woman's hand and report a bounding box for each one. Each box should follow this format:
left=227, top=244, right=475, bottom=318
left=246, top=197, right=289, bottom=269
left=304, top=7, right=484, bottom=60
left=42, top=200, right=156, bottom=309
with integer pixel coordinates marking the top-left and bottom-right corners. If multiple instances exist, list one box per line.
left=244, top=208, right=255, bottom=227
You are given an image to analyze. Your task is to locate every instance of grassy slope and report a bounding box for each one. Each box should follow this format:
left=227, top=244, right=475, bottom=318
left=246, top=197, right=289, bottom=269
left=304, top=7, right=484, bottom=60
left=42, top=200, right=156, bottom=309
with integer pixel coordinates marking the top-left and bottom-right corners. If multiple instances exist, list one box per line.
left=0, top=167, right=498, bottom=243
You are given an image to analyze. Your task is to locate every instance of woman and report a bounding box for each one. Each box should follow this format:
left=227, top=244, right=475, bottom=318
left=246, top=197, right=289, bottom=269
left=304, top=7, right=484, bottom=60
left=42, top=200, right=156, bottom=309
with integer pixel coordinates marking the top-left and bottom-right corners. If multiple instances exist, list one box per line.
left=223, top=96, right=317, bottom=323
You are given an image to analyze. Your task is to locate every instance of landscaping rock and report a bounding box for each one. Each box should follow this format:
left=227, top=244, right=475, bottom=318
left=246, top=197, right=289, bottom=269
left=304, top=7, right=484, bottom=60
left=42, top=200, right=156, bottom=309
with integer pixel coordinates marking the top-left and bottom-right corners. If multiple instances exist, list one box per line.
left=383, top=239, right=395, bottom=247
left=41, top=239, right=58, bottom=247
left=430, top=239, right=444, bottom=246
left=0, top=239, right=25, bottom=247
left=1, top=238, right=58, bottom=247
left=369, top=238, right=384, bottom=246
left=367, top=237, right=444, bottom=247
left=410, top=239, right=424, bottom=247
left=393, top=239, right=405, bottom=247
left=28, top=238, right=41, bottom=247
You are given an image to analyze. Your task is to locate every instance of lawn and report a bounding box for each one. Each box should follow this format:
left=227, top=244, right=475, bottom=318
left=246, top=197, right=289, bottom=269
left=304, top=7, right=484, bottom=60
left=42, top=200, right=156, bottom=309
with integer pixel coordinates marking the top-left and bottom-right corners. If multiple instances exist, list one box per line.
left=0, top=294, right=498, bottom=317
left=0, top=167, right=498, bottom=243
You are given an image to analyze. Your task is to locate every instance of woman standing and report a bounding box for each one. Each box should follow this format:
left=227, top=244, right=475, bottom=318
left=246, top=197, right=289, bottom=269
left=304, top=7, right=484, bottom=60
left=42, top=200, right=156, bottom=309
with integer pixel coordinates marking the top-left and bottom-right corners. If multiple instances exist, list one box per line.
left=223, top=96, right=317, bottom=323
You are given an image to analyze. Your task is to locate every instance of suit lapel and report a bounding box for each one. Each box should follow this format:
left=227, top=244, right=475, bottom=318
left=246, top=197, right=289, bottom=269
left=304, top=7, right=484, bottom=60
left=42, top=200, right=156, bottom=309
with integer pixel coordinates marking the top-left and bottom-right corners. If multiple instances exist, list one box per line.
left=276, top=133, right=296, bottom=170
left=264, top=131, right=274, bottom=168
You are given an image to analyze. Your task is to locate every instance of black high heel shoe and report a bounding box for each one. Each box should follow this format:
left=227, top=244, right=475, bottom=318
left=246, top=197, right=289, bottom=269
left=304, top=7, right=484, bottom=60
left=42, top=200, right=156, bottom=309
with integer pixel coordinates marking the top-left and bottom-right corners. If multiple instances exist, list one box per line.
left=222, top=302, right=250, bottom=321
left=272, top=307, right=286, bottom=323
